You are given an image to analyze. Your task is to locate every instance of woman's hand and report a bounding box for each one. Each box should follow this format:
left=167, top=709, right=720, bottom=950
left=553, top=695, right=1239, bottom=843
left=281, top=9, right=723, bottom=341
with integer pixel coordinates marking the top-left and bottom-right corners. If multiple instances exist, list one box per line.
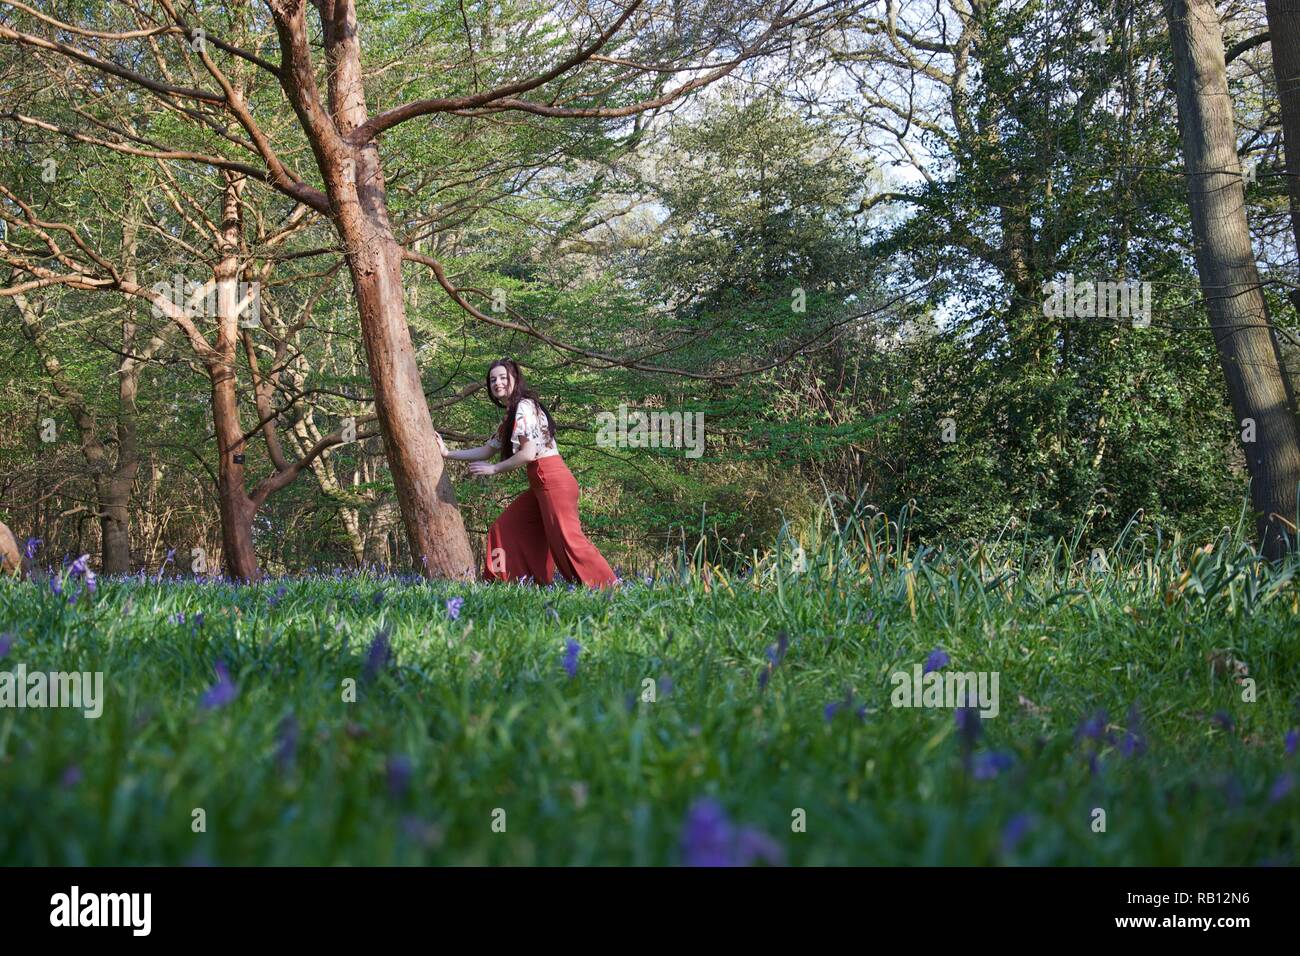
left=434, top=431, right=450, bottom=457
left=467, top=460, right=497, bottom=478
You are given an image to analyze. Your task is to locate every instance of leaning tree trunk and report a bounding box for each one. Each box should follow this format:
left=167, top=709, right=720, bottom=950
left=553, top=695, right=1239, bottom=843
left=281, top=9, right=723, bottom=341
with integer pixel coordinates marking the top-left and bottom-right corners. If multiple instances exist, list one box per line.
left=294, top=0, right=475, bottom=580
left=1266, top=1, right=1300, bottom=284
left=1166, top=0, right=1300, bottom=557
left=335, top=199, right=475, bottom=579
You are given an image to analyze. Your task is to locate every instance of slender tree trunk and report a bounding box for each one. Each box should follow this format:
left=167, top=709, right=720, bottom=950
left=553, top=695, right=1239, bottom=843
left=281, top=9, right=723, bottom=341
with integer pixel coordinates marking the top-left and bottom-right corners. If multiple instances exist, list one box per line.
left=271, top=0, right=475, bottom=580
left=210, top=358, right=259, bottom=581
left=211, top=174, right=261, bottom=581
left=1266, top=1, right=1300, bottom=282
left=1166, top=0, right=1300, bottom=557
left=101, top=215, right=149, bottom=575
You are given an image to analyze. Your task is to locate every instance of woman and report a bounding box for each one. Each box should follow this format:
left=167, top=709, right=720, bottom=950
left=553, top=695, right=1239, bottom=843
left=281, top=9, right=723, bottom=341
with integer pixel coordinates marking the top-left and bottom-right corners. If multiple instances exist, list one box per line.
left=435, top=359, right=618, bottom=589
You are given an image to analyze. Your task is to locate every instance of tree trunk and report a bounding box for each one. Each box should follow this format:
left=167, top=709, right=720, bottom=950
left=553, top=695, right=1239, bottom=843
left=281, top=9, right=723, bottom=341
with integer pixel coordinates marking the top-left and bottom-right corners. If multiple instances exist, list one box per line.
left=1266, top=1, right=1300, bottom=283
left=98, top=477, right=133, bottom=574
left=337, top=212, right=475, bottom=579
left=271, top=0, right=476, bottom=580
left=1166, top=0, right=1300, bottom=557
left=211, top=358, right=260, bottom=581
left=211, top=174, right=260, bottom=582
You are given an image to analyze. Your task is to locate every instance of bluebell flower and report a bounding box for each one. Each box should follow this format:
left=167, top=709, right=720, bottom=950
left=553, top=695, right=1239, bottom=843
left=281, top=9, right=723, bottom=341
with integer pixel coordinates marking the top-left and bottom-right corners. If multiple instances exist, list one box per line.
left=680, top=799, right=735, bottom=867
left=276, top=714, right=299, bottom=771
left=923, top=648, right=949, bottom=674
left=24, top=538, right=40, bottom=560
left=759, top=631, right=790, bottom=690
left=1285, top=729, right=1297, bottom=757
left=363, top=625, right=393, bottom=682
left=679, top=798, right=784, bottom=867
left=971, top=751, right=1014, bottom=780
left=267, top=584, right=287, bottom=608
left=60, top=764, right=82, bottom=788
left=955, top=704, right=982, bottom=748
left=446, top=596, right=464, bottom=620
left=199, top=661, right=238, bottom=710
left=49, top=575, right=62, bottom=597
left=1120, top=703, right=1147, bottom=758
left=1268, top=773, right=1294, bottom=804
left=1077, top=709, right=1107, bottom=741
left=387, top=754, right=413, bottom=799
left=1000, top=813, right=1033, bottom=855
left=562, top=638, right=581, bottom=678
left=0, top=633, right=10, bottom=658
left=733, top=827, right=786, bottom=866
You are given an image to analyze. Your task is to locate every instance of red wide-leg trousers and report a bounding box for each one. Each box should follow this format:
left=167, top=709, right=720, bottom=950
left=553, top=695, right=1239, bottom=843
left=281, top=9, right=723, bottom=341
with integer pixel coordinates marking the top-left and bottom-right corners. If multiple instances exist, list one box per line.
left=482, top=456, right=617, bottom=589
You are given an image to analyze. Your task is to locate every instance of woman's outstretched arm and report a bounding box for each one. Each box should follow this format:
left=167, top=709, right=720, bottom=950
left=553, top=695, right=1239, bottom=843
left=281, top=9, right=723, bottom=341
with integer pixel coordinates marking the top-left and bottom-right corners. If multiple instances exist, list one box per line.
left=468, top=437, right=539, bottom=476
left=434, top=432, right=496, bottom=462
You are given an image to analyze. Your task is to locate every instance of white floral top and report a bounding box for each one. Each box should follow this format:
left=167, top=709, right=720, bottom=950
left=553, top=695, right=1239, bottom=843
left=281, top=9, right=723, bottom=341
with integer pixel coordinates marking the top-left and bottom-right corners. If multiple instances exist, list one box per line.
left=486, top=398, right=559, bottom=459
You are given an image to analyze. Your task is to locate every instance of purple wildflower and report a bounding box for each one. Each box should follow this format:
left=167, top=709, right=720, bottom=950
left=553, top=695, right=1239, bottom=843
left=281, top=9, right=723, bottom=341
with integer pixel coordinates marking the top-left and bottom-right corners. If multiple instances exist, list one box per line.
left=60, top=764, right=82, bottom=788
left=446, top=596, right=464, bottom=621
left=0, top=633, right=11, bottom=659
left=24, top=538, right=40, bottom=560
left=734, top=827, right=786, bottom=866
left=1120, top=703, right=1147, bottom=758
left=199, top=661, right=238, bottom=710
left=955, top=704, right=982, bottom=748
left=825, top=689, right=867, bottom=723
left=363, top=625, right=394, bottom=682
left=1268, top=773, right=1294, bottom=804
left=49, top=575, right=62, bottom=597
left=387, top=754, right=413, bottom=799
left=173, top=612, right=185, bottom=625
left=1076, top=709, right=1108, bottom=742
left=267, top=584, right=287, bottom=608
left=759, top=631, right=790, bottom=690
left=679, top=798, right=784, bottom=867
left=680, top=799, right=736, bottom=867
left=971, top=751, right=1014, bottom=780
left=923, top=648, right=949, bottom=674
left=1285, top=729, right=1297, bottom=757
left=275, top=714, right=299, bottom=771
left=69, top=554, right=90, bottom=577
left=1000, top=813, right=1033, bottom=855
left=562, top=638, right=581, bottom=678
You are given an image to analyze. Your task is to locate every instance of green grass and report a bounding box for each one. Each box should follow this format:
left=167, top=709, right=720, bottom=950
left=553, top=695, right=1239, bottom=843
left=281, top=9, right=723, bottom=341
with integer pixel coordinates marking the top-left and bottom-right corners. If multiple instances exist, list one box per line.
left=1, top=505, right=1298, bottom=865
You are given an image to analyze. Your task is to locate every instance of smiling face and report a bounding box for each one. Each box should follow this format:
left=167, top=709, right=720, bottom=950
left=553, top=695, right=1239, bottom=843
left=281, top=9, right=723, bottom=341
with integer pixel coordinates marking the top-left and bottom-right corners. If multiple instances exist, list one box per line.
left=489, top=364, right=514, bottom=403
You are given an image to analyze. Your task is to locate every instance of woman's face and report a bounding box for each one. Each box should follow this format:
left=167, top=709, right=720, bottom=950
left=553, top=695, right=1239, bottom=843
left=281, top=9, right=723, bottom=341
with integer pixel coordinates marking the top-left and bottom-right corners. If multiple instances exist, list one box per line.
left=489, top=365, right=513, bottom=402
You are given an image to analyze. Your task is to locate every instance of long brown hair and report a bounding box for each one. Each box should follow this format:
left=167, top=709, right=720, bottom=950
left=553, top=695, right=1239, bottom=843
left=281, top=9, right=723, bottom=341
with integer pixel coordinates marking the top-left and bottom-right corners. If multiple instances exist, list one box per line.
left=487, top=358, right=556, bottom=460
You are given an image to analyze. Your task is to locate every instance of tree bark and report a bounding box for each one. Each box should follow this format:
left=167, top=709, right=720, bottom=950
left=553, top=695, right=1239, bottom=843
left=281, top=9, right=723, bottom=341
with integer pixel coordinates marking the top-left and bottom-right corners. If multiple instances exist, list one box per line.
left=1265, top=1, right=1300, bottom=281
left=269, top=0, right=474, bottom=579
left=1166, top=0, right=1300, bottom=557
